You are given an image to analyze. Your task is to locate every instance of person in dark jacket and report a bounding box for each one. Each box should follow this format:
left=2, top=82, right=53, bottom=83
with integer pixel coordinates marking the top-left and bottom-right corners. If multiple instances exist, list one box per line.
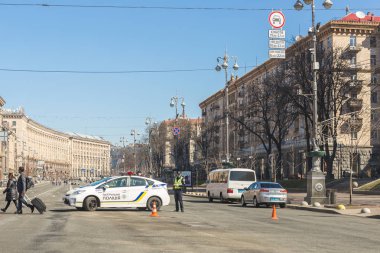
left=16, top=167, right=34, bottom=214
left=1, top=172, right=18, bottom=212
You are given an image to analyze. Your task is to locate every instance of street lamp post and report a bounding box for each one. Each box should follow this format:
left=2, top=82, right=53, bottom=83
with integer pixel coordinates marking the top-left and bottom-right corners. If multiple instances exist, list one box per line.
left=120, top=137, right=127, bottom=174
left=170, top=96, right=185, bottom=119
left=294, top=0, right=333, bottom=204
left=215, top=51, right=239, bottom=163
left=145, top=117, right=157, bottom=177
left=170, top=96, right=185, bottom=172
left=130, top=129, right=140, bottom=174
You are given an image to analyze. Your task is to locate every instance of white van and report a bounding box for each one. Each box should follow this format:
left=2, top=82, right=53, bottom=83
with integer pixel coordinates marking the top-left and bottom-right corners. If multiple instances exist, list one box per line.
left=206, top=168, right=257, bottom=202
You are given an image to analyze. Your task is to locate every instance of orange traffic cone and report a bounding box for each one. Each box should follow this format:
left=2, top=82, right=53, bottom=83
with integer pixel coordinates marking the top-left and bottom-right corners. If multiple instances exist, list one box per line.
left=150, top=201, right=159, bottom=217
left=271, top=204, right=278, bottom=220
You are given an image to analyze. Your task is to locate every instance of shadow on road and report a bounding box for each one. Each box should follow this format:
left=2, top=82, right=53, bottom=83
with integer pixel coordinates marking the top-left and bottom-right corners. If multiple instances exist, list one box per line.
left=184, top=199, right=211, bottom=204
left=50, top=208, right=78, bottom=213
left=50, top=208, right=143, bottom=212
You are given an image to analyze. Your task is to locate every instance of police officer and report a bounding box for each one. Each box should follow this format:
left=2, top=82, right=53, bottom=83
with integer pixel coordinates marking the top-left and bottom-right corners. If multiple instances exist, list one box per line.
left=173, top=171, right=185, bottom=212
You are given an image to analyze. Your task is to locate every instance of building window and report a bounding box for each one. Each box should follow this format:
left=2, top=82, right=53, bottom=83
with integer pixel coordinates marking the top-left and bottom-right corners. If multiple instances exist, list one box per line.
left=371, top=91, right=378, bottom=103
left=371, top=55, right=377, bottom=66
left=351, top=74, right=357, bottom=81
left=350, top=55, right=356, bottom=66
left=371, top=130, right=378, bottom=140
left=372, top=75, right=378, bottom=85
left=350, top=35, right=357, bottom=47
left=370, top=36, right=377, bottom=48
left=12, top=121, right=16, bottom=127
left=351, top=93, right=358, bottom=99
left=351, top=130, right=357, bottom=140
left=327, top=36, right=332, bottom=48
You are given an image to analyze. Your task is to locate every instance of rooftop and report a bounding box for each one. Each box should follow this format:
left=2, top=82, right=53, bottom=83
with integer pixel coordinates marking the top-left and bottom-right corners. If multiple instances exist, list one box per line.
left=340, top=12, right=380, bottom=22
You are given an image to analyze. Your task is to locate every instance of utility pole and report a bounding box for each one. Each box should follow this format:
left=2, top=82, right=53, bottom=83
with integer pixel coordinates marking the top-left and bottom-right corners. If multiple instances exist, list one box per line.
left=130, top=130, right=139, bottom=174
left=120, top=137, right=127, bottom=174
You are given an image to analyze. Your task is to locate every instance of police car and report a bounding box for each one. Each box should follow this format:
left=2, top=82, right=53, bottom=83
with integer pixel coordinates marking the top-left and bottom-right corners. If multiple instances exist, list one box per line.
left=65, top=176, right=170, bottom=211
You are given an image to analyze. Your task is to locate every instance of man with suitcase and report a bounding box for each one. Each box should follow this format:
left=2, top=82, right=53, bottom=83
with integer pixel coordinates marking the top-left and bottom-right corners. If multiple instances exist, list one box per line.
left=16, top=167, right=34, bottom=214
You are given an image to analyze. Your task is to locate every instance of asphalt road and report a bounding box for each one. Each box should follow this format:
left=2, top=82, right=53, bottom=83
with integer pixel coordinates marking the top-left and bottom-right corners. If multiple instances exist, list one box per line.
left=0, top=183, right=379, bottom=253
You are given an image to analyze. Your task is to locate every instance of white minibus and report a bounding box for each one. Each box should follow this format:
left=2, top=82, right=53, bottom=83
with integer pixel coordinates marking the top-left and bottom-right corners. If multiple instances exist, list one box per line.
left=206, top=168, right=257, bottom=202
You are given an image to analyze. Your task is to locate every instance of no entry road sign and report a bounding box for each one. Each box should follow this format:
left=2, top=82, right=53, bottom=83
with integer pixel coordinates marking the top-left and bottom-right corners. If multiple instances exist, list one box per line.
left=269, top=11, right=285, bottom=29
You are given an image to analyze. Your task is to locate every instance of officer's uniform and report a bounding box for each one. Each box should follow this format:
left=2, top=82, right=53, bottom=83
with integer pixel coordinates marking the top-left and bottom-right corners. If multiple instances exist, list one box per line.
left=173, top=175, right=185, bottom=212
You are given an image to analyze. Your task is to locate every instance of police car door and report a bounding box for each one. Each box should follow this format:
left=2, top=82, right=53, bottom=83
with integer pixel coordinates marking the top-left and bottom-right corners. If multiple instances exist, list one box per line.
left=99, top=177, right=128, bottom=208
left=125, top=177, right=148, bottom=206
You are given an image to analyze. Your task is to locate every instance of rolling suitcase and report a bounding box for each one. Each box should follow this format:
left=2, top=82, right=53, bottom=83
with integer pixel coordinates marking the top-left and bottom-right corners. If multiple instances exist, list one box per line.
left=25, top=195, right=47, bottom=214
left=31, top=197, right=46, bottom=214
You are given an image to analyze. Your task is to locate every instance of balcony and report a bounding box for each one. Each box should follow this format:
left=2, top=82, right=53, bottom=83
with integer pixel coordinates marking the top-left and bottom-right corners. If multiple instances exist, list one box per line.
left=348, top=98, right=363, bottom=111
left=348, top=64, right=362, bottom=71
left=340, top=118, right=363, bottom=133
left=350, top=118, right=363, bottom=132
left=347, top=80, right=363, bottom=91
left=210, top=104, right=220, bottom=111
left=346, top=45, right=362, bottom=53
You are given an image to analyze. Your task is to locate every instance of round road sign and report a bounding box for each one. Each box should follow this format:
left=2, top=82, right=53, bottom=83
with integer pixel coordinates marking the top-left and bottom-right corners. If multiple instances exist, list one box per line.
left=173, top=127, right=180, bottom=136
left=269, top=11, right=285, bottom=29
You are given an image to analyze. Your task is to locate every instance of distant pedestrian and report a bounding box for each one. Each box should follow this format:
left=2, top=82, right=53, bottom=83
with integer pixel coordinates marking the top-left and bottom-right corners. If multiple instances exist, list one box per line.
left=173, top=172, right=185, bottom=212
left=16, top=167, right=34, bottom=214
left=1, top=172, right=18, bottom=213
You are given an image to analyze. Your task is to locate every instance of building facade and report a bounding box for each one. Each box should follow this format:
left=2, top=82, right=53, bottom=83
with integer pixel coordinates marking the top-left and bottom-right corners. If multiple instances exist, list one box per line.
left=158, top=118, right=202, bottom=171
left=1, top=108, right=111, bottom=180
left=200, top=13, right=380, bottom=179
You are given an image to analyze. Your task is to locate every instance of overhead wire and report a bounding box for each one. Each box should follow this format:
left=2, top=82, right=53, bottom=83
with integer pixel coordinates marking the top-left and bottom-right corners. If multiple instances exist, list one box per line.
left=0, top=3, right=376, bottom=12
left=0, top=65, right=257, bottom=74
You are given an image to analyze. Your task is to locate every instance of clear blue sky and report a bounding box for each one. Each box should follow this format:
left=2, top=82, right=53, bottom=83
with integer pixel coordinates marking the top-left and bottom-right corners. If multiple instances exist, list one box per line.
left=1, top=0, right=378, bottom=145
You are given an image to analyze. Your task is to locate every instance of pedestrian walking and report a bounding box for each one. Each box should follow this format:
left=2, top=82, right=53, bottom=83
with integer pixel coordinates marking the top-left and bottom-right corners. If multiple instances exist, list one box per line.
left=173, top=172, right=185, bottom=212
left=1, top=172, right=18, bottom=213
left=16, top=167, right=34, bottom=214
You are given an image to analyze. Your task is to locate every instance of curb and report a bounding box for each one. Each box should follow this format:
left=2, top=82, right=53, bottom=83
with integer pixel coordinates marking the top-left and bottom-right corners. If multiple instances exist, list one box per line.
left=353, top=190, right=380, bottom=195
left=287, top=204, right=341, bottom=215
left=184, top=193, right=207, bottom=198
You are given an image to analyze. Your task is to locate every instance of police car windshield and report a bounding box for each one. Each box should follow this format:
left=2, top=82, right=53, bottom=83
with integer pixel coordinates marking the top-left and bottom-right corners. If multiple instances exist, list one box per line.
left=89, top=177, right=111, bottom=187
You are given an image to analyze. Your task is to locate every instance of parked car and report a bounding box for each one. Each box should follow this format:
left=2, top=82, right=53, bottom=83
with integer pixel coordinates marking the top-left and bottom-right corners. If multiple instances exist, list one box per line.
left=240, top=182, right=287, bottom=208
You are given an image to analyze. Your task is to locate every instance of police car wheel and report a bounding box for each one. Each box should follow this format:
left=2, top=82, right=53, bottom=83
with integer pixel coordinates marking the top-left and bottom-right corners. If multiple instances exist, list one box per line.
left=84, top=196, right=98, bottom=211
left=147, top=197, right=162, bottom=211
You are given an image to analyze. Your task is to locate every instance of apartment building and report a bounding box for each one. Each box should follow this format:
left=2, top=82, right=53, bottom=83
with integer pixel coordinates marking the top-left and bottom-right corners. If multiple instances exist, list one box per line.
left=1, top=107, right=111, bottom=179
left=200, top=13, right=380, bottom=179
left=158, top=117, right=202, bottom=171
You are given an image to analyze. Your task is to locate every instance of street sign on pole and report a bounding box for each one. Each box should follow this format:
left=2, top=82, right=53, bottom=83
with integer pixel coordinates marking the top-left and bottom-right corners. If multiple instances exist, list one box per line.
left=268, top=30, right=286, bottom=39
left=173, top=127, right=180, bottom=136
left=269, top=39, right=286, bottom=49
left=269, top=50, right=286, bottom=59
left=269, top=11, right=285, bottom=29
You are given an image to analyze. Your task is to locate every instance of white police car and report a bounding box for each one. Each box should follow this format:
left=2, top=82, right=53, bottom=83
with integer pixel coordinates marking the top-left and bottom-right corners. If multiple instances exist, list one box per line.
left=65, top=176, right=170, bottom=211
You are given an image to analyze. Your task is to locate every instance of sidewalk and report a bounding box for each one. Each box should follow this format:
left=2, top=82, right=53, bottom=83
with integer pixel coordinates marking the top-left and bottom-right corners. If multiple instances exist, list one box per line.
left=184, top=191, right=380, bottom=218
